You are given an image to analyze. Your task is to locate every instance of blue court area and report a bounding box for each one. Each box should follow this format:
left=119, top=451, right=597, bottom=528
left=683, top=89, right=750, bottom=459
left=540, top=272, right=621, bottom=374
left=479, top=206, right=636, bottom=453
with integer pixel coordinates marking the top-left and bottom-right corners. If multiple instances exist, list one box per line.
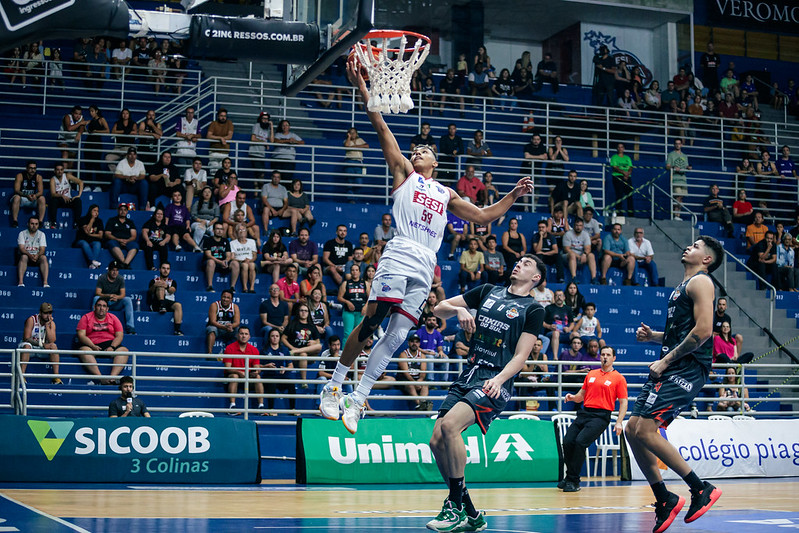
left=2, top=479, right=798, bottom=533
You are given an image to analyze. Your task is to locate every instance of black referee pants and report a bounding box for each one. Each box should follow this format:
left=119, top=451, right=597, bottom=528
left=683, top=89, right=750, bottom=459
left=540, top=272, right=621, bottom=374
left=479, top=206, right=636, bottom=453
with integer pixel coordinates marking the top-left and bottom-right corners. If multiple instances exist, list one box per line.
left=563, top=407, right=611, bottom=483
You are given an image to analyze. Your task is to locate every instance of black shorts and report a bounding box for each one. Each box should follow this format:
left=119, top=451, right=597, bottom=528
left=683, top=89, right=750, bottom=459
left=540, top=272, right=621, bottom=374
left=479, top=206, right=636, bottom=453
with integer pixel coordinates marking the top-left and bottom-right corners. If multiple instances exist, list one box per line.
left=631, top=362, right=709, bottom=428
left=168, top=226, right=189, bottom=238
left=438, top=365, right=510, bottom=434
left=151, top=299, right=178, bottom=312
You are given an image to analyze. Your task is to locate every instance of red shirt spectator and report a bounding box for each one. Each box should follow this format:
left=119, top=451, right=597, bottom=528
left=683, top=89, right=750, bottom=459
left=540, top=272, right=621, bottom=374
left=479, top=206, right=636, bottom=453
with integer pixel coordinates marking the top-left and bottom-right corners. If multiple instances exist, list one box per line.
left=456, top=167, right=486, bottom=203
left=223, top=337, right=260, bottom=369
left=77, top=307, right=123, bottom=344
left=277, top=275, right=300, bottom=302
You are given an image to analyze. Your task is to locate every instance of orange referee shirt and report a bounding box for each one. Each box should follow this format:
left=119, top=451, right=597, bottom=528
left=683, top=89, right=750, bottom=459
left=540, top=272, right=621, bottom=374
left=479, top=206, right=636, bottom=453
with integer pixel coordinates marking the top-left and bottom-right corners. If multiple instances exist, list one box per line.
left=582, top=368, right=628, bottom=411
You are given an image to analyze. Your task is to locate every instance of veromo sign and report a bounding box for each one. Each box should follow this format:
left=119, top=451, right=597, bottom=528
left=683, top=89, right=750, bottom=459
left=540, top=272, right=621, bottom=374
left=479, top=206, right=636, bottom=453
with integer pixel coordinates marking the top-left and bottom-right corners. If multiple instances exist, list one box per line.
left=297, top=418, right=559, bottom=484
left=0, top=415, right=260, bottom=483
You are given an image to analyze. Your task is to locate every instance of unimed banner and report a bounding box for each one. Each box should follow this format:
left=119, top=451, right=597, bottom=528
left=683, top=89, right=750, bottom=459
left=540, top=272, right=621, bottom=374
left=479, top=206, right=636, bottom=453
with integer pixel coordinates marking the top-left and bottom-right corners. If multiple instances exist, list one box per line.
left=297, top=418, right=560, bottom=484
left=623, top=419, right=799, bottom=480
left=0, top=415, right=260, bottom=483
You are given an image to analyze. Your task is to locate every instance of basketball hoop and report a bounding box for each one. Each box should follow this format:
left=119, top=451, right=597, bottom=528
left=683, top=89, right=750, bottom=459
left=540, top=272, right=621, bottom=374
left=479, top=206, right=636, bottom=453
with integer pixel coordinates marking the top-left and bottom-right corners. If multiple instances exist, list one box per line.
left=351, top=29, right=431, bottom=115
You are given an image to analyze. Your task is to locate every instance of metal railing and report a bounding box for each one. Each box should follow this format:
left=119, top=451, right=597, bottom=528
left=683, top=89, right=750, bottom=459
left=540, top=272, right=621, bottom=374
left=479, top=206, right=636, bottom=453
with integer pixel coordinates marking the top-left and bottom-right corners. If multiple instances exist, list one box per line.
left=6, top=348, right=797, bottom=422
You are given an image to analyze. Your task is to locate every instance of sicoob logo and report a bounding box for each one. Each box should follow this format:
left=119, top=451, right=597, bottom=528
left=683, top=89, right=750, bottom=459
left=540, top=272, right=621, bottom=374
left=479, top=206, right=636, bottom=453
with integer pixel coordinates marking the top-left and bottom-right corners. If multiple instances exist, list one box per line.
left=0, top=0, right=75, bottom=31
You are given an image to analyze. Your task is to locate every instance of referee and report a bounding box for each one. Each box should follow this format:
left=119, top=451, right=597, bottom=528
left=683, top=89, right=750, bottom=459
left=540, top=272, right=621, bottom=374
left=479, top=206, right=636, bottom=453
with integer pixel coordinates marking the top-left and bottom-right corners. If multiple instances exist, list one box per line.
left=560, top=345, right=628, bottom=492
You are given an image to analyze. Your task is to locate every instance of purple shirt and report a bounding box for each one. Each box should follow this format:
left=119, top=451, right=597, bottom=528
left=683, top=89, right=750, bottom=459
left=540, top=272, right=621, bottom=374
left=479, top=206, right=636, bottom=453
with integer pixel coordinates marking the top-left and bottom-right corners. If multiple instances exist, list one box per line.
left=165, top=203, right=190, bottom=227
left=289, top=238, right=317, bottom=262
left=447, top=212, right=467, bottom=235
left=558, top=348, right=596, bottom=372
left=419, top=327, right=444, bottom=354
left=777, top=157, right=796, bottom=178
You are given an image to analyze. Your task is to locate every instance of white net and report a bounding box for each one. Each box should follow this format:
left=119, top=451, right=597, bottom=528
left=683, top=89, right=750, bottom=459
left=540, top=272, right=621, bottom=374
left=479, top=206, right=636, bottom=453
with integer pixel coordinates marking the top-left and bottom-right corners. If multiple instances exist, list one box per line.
left=353, top=33, right=430, bottom=114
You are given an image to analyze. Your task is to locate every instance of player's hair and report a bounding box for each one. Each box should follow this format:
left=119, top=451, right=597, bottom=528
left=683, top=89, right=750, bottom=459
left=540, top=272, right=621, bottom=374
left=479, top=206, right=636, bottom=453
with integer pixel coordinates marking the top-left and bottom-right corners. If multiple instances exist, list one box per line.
left=412, top=144, right=437, bottom=161
left=522, top=253, right=546, bottom=288
left=698, top=234, right=724, bottom=273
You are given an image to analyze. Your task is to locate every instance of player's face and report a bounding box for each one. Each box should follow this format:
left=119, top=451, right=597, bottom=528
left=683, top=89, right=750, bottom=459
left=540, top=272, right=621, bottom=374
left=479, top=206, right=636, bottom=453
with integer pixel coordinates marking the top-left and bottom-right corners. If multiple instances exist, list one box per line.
left=681, top=239, right=713, bottom=268
left=510, top=256, right=540, bottom=285
left=411, top=147, right=436, bottom=170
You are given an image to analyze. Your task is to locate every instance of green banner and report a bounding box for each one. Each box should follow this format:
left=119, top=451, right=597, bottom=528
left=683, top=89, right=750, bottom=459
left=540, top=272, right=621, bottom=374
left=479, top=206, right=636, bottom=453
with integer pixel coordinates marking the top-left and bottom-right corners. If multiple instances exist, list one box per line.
left=0, top=415, right=260, bottom=483
left=297, top=418, right=559, bottom=484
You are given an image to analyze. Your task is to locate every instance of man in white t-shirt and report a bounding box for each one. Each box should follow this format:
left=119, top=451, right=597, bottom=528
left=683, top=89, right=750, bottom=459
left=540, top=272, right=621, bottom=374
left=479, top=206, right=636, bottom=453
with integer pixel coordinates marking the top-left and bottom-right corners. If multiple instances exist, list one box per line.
left=174, top=107, right=200, bottom=169
left=111, top=147, right=148, bottom=210
left=111, top=40, right=132, bottom=79
left=229, top=224, right=258, bottom=293
left=260, top=170, right=288, bottom=229
left=183, top=157, right=207, bottom=208
left=563, top=218, right=597, bottom=284
left=628, top=227, right=659, bottom=287
left=17, top=217, right=49, bottom=287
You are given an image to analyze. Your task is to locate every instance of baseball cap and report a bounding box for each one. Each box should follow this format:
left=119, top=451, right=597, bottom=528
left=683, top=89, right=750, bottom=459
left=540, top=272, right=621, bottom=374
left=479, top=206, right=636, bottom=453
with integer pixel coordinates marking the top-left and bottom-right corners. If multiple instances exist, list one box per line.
left=108, top=260, right=123, bottom=270
left=409, top=333, right=421, bottom=341
left=259, top=111, right=270, bottom=119
left=126, top=146, right=137, bottom=154
left=40, top=302, right=53, bottom=313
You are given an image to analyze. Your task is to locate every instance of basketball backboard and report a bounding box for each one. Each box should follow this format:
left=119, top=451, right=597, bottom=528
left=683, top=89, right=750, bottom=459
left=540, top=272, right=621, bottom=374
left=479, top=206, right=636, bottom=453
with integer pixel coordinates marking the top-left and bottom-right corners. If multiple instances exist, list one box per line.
left=282, top=0, right=374, bottom=96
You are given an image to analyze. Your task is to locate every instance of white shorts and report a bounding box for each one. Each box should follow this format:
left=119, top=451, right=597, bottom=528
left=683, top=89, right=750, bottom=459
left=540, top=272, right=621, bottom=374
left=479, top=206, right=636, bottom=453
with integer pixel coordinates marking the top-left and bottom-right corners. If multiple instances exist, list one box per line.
left=369, top=237, right=436, bottom=324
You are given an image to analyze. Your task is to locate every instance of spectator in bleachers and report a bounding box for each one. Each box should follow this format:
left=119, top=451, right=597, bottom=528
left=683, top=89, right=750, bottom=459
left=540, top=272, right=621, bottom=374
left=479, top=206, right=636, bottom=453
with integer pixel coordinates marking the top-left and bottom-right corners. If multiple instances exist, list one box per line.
left=104, top=203, right=139, bottom=268
left=418, top=314, right=446, bottom=382
left=610, top=143, right=634, bottom=217
left=271, top=119, right=303, bottom=181
left=660, top=81, right=680, bottom=111
left=672, top=67, right=690, bottom=99
left=206, top=288, right=240, bottom=353
left=147, top=151, right=183, bottom=208
left=147, top=261, right=183, bottom=335
left=492, top=68, right=516, bottom=110
left=276, top=262, right=301, bottom=310
left=643, top=80, right=662, bottom=110
left=713, top=321, right=738, bottom=363
left=532, top=219, right=564, bottom=283
left=165, top=41, right=187, bottom=94
left=344, top=247, right=367, bottom=281
left=499, top=216, right=527, bottom=276
left=339, top=263, right=369, bottom=342
left=212, top=157, right=239, bottom=207
left=628, top=227, right=659, bottom=287
left=703, top=184, right=735, bottom=238
left=111, top=147, right=147, bottom=210
left=563, top=218, right=598, bottom=284
left=260, top=282, right=290, bottom=341
left=207, top=108, right=234, bottom=169
left=323, top=224, right=354, bottom=286
left=6, top=46, right=21, bottom=85
left=285, top=178, right=315, bottom=236
left=578, top=180, right=595, bottom=211
left=732, top=189, right=755, bottom=226
left=456, top=165, right=486, bottom=204
left=282, top=301, right=322, bottom=386
left=308, top=286, right=334, bottom=340
left=740, top=74, right=759, bottom=111
left=260, top=230, right=291, bottom=285
left=552, top=169, right=582, bottom=218
left=260, top=170, right=288, bottom=230
left=190, top=186, right=219, bottom=247
left=289, top=227, right=318, bottom=276
left=592, top=45, right=616, bottom=106
left=665, top=139, right=691, bottom=220
left=74, top=204, right=104, bottom=268
left=543, top=289, right=574, bottom=358
left=467, top=62, right=492, bottom=106
left=48, top=163, right=83, bottom=229
left=713, top=297, right=744, bottom=349
left=373, top=213, right=396, bottom=246
left=104, top=109, right=137, bottom=177
left=418, top=290, right=446, bottom=333
left=483, top=171, right=499, bottom=206
left=532, top=280, right=555, bottom=308
left=617, top=88, right=639, bottom=117
left=571, top=303, right=605, bottom=348
left=229, top=224, right=257, bottom=293
left=131, top=37, right=150, bottom=71
left=398, top=333, right=430, bottom=411
left=136, top=110, right=161, bottom=166
left=108, top=376, right=149, bottom=417
left=482, top=235, right=506, bottom=284
left=776, top=234, right=797, bottom=291
left=58, top=106, right=87, bottom=170
left=110, top=39, right=131, bottom=79
left=533, top=52, right=559, bottom=93
left=222, top=191, right=260, bottom=247
left=18, top=302, right=60, bottom=383
left=522, top=133, right=547, bottom=178
left=755, top=149, right=779, bottom=207
left=446, top=210, right=469, bottom=261
left=410, top=123, right=437, bottom=152
left=85, top=41, right=107, bottom=89
left=343, top=126, right=368, bottom=192
left=745, top=211, right=767, bottom=250
left=438, top=69, right=465, bottom=116
left=465, top=130, right=492, bottom=171
left=777, top=145, right=797, bottom=179
left=614, top=60, right=633, bottom=100
left=700, top=43, right=721, bottom=91
left=75, top=298, right=129, bottom=384
left=10, top=161, right=46, bottom=228
left=261, top=327, right=296, bottom=415
left=600, top=222, right=636, bottom=285
left=223, top=326, right=264, bottom=414
left=438, top=123, right=464, bottom=183
left=299, top=263, right=326, bottom=300
left=559, top=337, right=590, bottom=386
left=202, top=222, right=234, bottom=292
left=83, top=105, right=110, bottom=186
left=582, top=207, right=602, bottom=252
left=147, top=50, right=167, bottom=93
left=563, top=281, right=586, bottom=318
left=141, top=206, right=169, bottom=271
left=458, top=238, right=484, bottom=293
left=174, top=107, right=200, bottom=174
left=720, top=69, right=740, bottom=99
left=716, top=367, right=751, bottom=412
left=94, top=260, right=135, bottom=334
left=166, top=190, right=201, bottom=252
left=746, top=230, right=777, bottom=290
left=249, top=111, right=274, bottom=182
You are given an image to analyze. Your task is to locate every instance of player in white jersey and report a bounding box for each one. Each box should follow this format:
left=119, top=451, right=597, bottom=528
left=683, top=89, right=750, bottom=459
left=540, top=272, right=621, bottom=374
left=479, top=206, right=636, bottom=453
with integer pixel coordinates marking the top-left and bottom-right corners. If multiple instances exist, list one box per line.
left=320, top=57, right=533, bottom=433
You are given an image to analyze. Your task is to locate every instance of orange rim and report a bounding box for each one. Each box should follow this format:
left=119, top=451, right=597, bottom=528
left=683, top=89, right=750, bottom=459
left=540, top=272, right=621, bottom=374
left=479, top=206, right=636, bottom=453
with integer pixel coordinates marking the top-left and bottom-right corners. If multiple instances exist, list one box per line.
left=360, top=29, right=430, bottom=53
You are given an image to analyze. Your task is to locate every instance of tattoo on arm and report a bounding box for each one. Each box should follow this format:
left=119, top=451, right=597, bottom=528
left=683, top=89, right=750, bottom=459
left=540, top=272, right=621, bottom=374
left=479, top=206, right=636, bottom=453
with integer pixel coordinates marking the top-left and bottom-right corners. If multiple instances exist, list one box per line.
left=668, top=333, right=704, bottom=362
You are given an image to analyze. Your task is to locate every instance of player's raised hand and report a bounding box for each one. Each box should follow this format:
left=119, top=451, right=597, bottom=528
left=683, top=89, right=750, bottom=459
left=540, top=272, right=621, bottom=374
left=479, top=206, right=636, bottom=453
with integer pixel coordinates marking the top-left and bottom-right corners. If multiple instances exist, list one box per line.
left=456, top=307, right=476, bottom=334
left=346, top=56, right=368, bottom=94
left=509, top=176, right=534, bottom=199
left=636, top=322, right=653, bottom=342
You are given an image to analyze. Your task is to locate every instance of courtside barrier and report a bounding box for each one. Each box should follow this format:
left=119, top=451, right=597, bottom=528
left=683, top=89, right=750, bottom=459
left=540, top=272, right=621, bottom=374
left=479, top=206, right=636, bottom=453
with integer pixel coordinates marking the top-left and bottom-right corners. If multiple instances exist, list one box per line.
left=0, top=415, right=260, bottom=483
left=296, top=418, right=559, bottom=484
left=622, top=419, right=799, bottom=481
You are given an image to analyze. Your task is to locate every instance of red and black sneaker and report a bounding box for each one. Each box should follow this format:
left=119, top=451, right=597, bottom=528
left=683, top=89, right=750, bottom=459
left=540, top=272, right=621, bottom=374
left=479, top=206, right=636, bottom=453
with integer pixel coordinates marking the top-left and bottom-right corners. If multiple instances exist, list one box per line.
left=684, top=481, right=721, bottom=523
left=653, top=492, right=685, bottom=533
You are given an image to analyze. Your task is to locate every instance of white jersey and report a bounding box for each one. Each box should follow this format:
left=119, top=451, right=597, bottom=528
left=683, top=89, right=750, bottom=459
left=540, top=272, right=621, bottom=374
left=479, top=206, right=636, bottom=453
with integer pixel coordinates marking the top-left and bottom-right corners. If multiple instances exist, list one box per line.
left=53, top=175, right=72, bottom=199
left=577, top=315, right=599, bottom=337
left=391, top=171, right=451, bottom=254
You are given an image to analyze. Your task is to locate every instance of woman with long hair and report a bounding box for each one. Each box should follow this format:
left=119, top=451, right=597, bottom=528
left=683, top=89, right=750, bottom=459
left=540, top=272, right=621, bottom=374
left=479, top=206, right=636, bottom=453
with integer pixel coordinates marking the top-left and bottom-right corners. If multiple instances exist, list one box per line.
left=141, top=206, right=169, bottom=271
left=338, top=263, right=369, bottom=342
left=190, top=186, right=219, bottom=245
left=73, top=204, right=104, bottom=268
left=732, top=189, right=754, bottom=226
left=716, top=367, right=750, bottom=412
left=563, top=281, right=585, bottom=317
left=105, top=108, right=137, bottom=175
left=84, top=104, right=110, bottom=185
left=261, top=230, right=292, bottom=285
left=712, top=321, right=738, bottom=363
left=229, top=223, right=257, bottom=293
left=307, top=286, right=334, bottom=340
left=281, top=301, right=322, bottom=385
left=501, top=217, right=527, bottom=280
left=300, top=263, right=326, bottom=299
left=285, top=178, right=314, bottom=236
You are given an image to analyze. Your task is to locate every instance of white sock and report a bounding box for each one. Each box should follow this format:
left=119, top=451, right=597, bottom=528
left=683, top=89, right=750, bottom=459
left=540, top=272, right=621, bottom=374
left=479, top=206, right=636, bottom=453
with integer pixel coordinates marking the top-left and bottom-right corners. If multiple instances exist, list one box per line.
left=351, top=313, right=414, bottom=405
left=330, top=362, right=350, bottom=389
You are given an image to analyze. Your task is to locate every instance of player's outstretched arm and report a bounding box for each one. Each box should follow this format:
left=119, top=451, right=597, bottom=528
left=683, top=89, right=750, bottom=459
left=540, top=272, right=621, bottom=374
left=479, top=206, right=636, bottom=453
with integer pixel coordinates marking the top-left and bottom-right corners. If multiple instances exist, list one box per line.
left=433, top=296, right=475, bottom=333
left=447, top=177, right=533, bottom=225
left=346, top=58, right=412, bottom=186
left=483, top=332, right=538, bottom=399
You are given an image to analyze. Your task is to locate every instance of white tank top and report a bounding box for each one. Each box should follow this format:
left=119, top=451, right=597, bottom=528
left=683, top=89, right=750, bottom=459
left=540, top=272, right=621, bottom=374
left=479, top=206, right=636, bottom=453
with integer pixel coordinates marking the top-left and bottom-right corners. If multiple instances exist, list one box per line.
left=577, top=316, right=598, bottom=337
left=53, top=175, right=72, bottom=199
left=391, top=171, right=451, bottom=254
left=29, top=314, right=46, bottom=347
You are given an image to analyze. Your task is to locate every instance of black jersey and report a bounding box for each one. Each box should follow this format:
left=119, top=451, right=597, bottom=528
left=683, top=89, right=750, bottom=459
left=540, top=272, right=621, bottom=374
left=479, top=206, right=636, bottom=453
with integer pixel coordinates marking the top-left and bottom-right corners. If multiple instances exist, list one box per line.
left=462, top=284, right=544, bottom=370
left=662, top=272, right=713, bottom=373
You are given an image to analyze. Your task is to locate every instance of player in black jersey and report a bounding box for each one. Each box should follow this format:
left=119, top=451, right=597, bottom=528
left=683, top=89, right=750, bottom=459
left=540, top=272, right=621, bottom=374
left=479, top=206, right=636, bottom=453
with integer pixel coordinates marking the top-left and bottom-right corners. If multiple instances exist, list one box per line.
left=626, top=236, right=724, bottom=533
left=426, top=254, right=545, bottom=532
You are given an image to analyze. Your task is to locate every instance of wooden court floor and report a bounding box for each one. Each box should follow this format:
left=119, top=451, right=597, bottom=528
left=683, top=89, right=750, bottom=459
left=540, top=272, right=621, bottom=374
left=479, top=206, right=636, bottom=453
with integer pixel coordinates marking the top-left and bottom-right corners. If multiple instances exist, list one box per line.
left=1, top=477, right=799, bottom=532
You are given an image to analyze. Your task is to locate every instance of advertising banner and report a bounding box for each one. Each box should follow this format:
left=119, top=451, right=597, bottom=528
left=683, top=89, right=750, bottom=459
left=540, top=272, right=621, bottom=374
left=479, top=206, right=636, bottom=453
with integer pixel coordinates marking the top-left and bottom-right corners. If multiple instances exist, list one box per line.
left=188, top=16, right=320, bottom=64
left=623, top=419, right=799, bottom=480
left=705, top=0, right=799, bottom=34
left=0, top=415, right=260, bottom=483
left=297, top=418, right=560, bottom=484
